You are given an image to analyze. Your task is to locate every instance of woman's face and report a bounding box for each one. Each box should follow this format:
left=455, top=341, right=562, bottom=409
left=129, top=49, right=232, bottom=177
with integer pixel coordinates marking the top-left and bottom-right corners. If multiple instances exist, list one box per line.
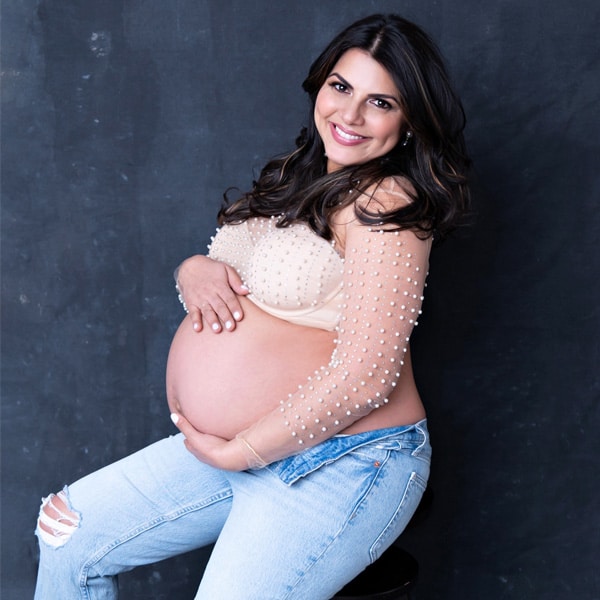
left=314, top=48, right=404, bottom=173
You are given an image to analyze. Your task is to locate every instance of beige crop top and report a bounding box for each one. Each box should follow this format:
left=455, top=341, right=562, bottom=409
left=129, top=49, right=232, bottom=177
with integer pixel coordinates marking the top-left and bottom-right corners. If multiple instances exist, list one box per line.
left=208, top=217, right=345, bottom=331
left=209, top=179, right=432, bottom=469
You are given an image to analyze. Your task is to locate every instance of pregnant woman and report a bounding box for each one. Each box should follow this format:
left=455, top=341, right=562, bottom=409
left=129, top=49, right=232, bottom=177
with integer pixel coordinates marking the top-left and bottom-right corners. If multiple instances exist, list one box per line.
left=35, top=13, right=470, bottom=599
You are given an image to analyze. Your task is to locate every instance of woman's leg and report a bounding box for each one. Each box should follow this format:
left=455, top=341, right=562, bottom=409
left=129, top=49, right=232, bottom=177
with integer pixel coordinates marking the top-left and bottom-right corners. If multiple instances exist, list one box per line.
left=34, top=433, right=232, bottom=600
left=195, top=423, right=431, bottom=600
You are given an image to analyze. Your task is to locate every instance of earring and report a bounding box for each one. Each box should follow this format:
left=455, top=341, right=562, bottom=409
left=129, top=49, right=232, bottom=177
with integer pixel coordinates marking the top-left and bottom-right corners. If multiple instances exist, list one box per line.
left=402, top=131, right=413, bottom=146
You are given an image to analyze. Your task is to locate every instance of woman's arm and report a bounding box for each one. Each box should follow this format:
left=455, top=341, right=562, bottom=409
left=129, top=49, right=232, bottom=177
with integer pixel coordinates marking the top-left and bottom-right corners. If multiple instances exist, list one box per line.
left=175, top=254, right=249, bottom=332
left=236, top=217, right=431, bottom=465
left=171, top=189, right=431, bottom=470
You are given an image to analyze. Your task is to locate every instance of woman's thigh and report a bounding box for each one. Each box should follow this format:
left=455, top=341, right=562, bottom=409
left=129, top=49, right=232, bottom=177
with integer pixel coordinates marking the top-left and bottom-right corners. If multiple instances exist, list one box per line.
left=37, top=434, right=233, bottom=576
left=196, top=432, right=430, bottom=600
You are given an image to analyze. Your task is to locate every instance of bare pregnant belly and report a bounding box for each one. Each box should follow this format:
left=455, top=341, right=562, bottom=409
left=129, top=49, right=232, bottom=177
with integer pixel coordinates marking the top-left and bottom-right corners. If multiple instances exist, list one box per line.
left=166, top=298, right=336, bottom=439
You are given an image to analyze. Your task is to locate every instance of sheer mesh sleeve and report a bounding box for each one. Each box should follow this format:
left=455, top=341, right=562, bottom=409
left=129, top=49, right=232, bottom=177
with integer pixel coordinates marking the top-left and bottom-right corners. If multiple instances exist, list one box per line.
left=237, top=184, right=432, bottom=467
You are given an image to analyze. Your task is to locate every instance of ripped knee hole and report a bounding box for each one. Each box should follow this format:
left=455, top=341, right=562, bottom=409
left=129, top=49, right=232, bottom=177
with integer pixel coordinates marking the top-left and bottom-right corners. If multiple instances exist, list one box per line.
left=36, top=490, right=81, bottom=548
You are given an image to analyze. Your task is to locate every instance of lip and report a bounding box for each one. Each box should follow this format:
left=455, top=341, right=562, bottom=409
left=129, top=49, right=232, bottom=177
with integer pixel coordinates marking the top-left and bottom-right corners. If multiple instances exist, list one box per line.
left=329, top=122, right=368, bottom=146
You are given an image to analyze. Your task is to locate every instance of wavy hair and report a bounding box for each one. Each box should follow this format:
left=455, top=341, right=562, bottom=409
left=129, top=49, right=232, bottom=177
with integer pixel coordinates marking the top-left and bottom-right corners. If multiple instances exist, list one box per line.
left=218, top=14, right=471, bottom=241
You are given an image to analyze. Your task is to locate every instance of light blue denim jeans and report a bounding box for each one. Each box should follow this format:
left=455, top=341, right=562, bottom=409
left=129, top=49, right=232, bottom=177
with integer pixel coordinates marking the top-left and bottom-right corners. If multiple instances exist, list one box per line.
left=34, top=420, right=431, bottom=600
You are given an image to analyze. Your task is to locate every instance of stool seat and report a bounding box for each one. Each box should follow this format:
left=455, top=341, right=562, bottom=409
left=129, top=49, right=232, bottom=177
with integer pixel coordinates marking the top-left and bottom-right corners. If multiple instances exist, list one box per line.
left=331, top=545, right=418, bottom=599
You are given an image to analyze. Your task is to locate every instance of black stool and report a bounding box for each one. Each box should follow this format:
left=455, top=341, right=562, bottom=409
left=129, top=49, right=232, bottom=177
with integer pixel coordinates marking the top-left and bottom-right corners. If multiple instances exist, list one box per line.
left=331, top=545, right=418, bottom=599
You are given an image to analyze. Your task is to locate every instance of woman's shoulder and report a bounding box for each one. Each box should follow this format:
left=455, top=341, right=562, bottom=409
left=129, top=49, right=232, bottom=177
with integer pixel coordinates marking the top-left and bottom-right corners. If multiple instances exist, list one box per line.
left=330, top=175, right=421, bottom=246
left=356, top=175, right=416, bottom=212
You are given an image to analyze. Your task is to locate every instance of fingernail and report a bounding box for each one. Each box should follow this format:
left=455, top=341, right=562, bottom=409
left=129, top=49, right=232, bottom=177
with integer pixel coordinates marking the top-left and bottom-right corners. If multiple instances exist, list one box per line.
left=193, top=322, right=200, bottom=331
left=233, top=311, right=241, bottom=320
left=225, top=320, right=233, bottom=330
left=212, top=323, right=220, bottom=331
left=241, top=285, right=249, bottom=291
left=170, top=413, right=179, bottom=425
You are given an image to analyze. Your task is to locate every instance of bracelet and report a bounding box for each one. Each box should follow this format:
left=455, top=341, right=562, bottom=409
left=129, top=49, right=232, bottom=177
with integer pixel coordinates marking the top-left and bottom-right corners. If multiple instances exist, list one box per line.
left=175, top=283, right=189, bottom=314
left=237, top=436, right=268, bottom=469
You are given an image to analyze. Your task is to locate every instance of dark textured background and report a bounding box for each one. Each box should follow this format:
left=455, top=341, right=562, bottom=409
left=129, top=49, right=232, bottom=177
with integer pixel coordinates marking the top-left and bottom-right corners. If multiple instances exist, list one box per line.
left=2, top=1, right=599, bottom=598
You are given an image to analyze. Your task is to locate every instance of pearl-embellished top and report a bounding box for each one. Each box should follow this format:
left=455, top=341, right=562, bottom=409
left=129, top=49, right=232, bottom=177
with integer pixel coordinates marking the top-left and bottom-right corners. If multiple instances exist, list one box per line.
left=223, top=178, right=432, bottom=467
left=208, top=217, right=344, bottom=331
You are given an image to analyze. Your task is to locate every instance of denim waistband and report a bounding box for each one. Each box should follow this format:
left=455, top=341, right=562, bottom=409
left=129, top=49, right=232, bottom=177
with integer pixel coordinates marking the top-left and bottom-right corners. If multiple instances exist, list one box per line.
left=267, top=419, right=429, bottom=485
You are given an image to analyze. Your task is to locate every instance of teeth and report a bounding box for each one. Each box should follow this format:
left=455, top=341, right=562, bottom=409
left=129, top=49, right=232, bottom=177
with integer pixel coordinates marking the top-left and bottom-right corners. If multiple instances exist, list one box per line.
left=335, top=125, right=363, bottom=141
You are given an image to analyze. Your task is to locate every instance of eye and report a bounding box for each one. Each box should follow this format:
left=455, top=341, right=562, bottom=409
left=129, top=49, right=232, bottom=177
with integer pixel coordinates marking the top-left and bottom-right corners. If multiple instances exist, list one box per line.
left=329, top=81, right=349, bottom=93
left=371, top=98, right=393, bottom=110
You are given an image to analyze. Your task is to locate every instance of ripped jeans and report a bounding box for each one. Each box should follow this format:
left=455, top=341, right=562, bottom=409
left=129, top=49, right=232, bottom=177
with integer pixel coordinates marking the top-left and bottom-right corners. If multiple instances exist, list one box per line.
left=34, top=421, right=431, bottom=600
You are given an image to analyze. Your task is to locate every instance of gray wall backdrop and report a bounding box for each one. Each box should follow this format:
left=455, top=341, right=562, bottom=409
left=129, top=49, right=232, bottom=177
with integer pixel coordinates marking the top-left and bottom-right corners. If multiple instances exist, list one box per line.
left=2, top=1, right=599, bottom=598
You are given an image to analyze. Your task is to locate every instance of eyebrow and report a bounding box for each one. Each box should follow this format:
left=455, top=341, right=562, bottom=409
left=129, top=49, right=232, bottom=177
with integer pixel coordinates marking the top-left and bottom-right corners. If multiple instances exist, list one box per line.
left=328, top=72, right=401, bottom=105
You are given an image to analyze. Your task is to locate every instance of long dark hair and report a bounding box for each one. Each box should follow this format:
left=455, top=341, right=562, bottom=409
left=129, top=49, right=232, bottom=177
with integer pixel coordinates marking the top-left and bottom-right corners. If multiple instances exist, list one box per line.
left=218, top=14, right=471, bottom=241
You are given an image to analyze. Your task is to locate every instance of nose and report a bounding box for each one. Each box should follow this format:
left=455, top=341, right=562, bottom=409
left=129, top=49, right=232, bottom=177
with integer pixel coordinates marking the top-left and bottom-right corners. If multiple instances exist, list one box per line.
left=340, top=98, right=364, bottom=126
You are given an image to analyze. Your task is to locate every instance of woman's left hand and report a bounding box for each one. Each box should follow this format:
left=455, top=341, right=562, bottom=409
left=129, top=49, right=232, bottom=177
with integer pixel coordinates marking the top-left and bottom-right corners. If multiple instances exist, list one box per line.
left=170, top=412, right=247, bottom=471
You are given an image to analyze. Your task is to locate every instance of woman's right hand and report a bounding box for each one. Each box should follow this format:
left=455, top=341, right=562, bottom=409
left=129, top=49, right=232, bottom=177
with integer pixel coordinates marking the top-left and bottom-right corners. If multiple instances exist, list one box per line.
left=175, top=255, right=249, bottom=332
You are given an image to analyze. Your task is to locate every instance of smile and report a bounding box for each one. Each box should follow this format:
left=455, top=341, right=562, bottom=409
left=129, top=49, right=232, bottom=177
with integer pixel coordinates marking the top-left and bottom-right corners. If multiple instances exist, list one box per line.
left=330, top=123, right=367, bottom=145
left=334, top=125, right=364, bottom=140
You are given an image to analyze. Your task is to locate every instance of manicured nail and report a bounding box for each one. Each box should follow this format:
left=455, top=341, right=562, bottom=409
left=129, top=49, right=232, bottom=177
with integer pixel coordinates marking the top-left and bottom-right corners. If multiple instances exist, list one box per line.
left=241, top=285, right=249, bottom=291
left=233, top=311, right=241, bottom=320
left=193, top=322, right=200, bottom=331
left=225, top=320, right=233, bottom=330
left=170, top=413, right=179, bottom=425
left=212, top=323, right=220, bottom=331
